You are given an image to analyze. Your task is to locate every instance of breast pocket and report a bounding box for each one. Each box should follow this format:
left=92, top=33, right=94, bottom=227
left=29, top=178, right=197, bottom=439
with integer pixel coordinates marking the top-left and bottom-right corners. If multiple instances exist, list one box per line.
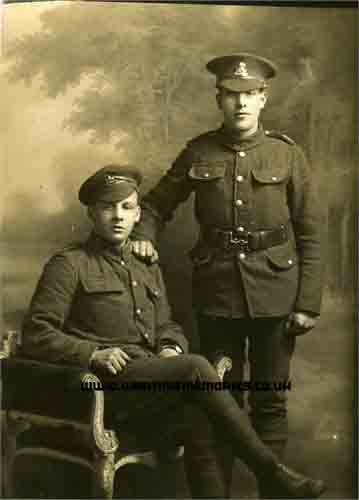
left=251, top=168, right=288, bottom=186
left=188, top=162, right=228, bottom=224
left=145, top=282, right=162, bottom=302
left=251, top=167, right=290, bottom=225
left=188, top=162, right=226, bottom=182
left=80, top=277, right=125, bottom=294
left=75, top=276, right=128, bottom=338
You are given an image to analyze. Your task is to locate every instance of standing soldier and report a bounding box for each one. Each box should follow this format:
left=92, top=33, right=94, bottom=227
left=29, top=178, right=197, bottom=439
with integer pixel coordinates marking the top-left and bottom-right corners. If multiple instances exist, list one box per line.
left=132, top=53, right=323, bottom=498
left=22, top=165, right=325, bottom=500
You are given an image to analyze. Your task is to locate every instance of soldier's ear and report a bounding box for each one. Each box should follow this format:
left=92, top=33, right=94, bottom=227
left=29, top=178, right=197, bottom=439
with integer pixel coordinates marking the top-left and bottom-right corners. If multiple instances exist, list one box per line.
left=87, top=206, right=95, bottom=222
left=259, top=90, right=268, bottom=109
left=216, top=90, right=223, bottom=110
left=135, top=205, right=141, bottom=224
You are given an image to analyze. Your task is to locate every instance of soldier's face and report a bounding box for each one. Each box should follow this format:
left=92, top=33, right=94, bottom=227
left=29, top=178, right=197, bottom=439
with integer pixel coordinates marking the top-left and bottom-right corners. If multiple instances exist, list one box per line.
left=217, top=88, right=267, bottom=136
left=88, top=191, right=141, bottom=246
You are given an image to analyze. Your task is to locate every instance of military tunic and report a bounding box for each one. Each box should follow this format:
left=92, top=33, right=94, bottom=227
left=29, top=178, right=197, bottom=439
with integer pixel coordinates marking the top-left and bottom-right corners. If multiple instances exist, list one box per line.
left=23, top=234, right=188, bottom=368
left=21, top=234, right=283, bottom=487
left=133, top=125, right=323, bottom=484
left=134, top=125, right=322, bottom=319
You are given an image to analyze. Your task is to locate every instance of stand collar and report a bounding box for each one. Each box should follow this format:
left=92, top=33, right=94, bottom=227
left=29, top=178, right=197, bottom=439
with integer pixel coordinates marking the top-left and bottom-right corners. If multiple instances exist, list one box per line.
left=217, top=123, right=266, bottom=151
left=86, top=232, right=133, bottom=263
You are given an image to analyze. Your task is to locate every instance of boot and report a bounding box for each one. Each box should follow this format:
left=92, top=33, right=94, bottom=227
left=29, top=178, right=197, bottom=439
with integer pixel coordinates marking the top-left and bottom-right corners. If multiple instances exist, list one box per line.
left=260, top=463, right=326, bottom=499
left=257, top=440, right=285, bottom=498
left=185, top=358, right=325, bottom=499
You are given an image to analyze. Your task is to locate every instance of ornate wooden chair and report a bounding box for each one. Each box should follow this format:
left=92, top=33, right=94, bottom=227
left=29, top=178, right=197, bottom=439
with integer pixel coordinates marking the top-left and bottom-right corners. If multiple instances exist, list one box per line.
left=1, top=331, right=232, bottom=499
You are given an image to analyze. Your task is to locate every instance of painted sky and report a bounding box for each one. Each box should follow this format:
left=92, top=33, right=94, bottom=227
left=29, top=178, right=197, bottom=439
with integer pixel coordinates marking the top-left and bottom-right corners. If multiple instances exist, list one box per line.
left=2, top=2, right=119, bottom=223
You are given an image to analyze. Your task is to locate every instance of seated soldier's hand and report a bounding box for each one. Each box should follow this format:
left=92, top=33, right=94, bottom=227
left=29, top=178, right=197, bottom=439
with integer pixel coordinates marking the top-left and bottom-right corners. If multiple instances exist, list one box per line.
left=91, top=347, right=131, bottom=375
left=131, top=240, right=159, bottom=263
left=158, top=347, right=181, bottom=358
left=285, top=311, right=318, bottom=336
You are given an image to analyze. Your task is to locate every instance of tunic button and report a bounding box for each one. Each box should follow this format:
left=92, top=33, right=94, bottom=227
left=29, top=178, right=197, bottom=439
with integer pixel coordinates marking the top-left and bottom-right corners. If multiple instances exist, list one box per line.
left=144, top=333, right=149, bottom=339
left=136, top=308, right=142, bottom=315
left=235, top=199, right=243, bottom=207
left=288, top=259, right=293, bottom=265
left=204, top=172, right=209, bottom=178
left=132, top=280, right=138, bottom=287
left=236, top=175, right=244, bottom=182
left=120, top=260, right=125, bottom=266
left=238, top=226, right=245, bottom=232
left=239, top=253, right=246, bottom=260
left=239, top=151, right=246, bottom=157
left=271, top=176, right=278, bottom=181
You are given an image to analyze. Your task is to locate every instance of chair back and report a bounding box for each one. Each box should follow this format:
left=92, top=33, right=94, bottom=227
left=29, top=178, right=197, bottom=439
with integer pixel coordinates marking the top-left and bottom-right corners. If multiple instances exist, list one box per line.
left=1, top=330, right=21, bottom=359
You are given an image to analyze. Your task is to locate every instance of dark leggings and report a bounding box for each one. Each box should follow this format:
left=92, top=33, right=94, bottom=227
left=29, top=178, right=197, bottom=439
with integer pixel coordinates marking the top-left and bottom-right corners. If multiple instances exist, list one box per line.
left=103, top=354, right=277, bottom=477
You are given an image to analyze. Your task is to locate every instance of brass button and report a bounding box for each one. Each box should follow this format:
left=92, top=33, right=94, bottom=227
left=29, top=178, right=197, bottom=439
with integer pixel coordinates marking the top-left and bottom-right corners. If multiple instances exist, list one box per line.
left=120, top=260, right=125, bottom=266
left=153, top=290, right=159, bottom=296
left=144, top=332, right=149, bottom=339
left=238, top=226, right=245, bottom=232
left=204, top=172, right=210, bottom=178
left=288, top=259, right=293, bottom=265
left=136, top=308, right=142, bottom=315
left=132, top=280, right=138, bottom=287
left=271, top=176, right=278, bottom=181
left=235, top=199, right=243, bottom=207
left=236, top=175, right=244, bottom=182
left=239, top=253, right=246, bottom=260
left=239, top=151, right=246, bottom=158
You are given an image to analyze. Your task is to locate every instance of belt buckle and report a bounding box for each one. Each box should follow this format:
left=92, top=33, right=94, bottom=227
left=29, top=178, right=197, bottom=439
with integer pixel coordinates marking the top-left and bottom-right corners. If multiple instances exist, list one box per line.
left=229, top=231, right=248, bottom=251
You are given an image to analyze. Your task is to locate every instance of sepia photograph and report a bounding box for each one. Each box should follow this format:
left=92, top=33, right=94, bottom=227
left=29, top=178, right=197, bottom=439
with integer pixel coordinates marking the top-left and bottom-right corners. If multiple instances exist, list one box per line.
left=0, top=1, right=357, bottom=498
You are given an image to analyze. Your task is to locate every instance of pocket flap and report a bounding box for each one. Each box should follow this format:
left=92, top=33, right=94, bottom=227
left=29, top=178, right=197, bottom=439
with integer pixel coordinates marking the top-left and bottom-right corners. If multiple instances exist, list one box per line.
left=145, top=282, right=161, bottom=299
left=188, top=162, right=226, bottom=180
left=251, top=168, right=288, bottom=184
left=265, top=242, right=297, bottom=269
left=81, top=276, right=125, bottom=293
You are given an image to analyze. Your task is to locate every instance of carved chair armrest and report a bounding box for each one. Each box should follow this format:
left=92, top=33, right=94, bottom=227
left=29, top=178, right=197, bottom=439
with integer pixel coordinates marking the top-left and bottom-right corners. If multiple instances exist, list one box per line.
left=80, top=372, right=119, bottom=455
left=1, top=353, right=232, bottom=459
left=213, top=355, right=233, bottom=381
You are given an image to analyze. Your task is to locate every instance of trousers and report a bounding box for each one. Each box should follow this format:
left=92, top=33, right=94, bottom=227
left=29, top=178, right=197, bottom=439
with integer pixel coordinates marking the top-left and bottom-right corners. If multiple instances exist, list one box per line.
left=186, top=315, right=296, bottom=497
left=100, top=353, right=278, bottom=487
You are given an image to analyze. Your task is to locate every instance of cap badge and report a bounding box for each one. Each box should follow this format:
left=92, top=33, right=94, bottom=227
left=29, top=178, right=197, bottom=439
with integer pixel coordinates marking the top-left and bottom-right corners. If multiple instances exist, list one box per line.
left=105, top=174, right=128, bottom=185
left=233, top=62, right=249, bottom=78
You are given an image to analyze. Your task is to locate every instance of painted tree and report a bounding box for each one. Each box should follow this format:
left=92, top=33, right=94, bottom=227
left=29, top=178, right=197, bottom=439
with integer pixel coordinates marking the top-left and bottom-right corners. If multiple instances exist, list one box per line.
left=5, top=3, right=357, bottom=297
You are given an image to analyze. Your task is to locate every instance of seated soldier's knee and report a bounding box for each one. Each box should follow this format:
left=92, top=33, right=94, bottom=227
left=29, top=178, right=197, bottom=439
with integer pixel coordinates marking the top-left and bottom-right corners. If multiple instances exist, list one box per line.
left=186, top=354, right=218, bottom=381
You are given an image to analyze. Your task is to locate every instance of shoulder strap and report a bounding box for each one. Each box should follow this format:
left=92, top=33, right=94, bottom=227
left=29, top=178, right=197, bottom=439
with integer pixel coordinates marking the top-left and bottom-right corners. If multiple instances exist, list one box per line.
left=52, top=241, right=84, bottom=258
left=264, top=130, right=295, bottom=145
left=186, top=129, right=218, bottom=147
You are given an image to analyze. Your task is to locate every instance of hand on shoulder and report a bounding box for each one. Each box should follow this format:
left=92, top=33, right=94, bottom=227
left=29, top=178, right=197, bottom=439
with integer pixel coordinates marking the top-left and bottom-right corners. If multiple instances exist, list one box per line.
left=131, top=240, right=159, bottom=263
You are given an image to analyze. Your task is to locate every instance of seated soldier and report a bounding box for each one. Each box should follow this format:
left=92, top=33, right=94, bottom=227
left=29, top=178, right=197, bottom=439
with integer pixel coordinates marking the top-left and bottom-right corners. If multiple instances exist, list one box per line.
left=22, top=165, right=325, bottom=498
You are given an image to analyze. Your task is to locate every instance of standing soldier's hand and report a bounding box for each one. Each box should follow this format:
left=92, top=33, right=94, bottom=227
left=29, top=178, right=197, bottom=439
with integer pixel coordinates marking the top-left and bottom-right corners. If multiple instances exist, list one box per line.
left=131, top=240, right=159, bottom=263
left=285, top=312, right=318, bottom=336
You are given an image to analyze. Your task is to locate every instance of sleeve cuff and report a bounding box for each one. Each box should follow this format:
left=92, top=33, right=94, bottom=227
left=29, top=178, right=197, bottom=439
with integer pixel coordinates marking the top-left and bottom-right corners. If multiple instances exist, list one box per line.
left=158, top=343, right=183, bottom=354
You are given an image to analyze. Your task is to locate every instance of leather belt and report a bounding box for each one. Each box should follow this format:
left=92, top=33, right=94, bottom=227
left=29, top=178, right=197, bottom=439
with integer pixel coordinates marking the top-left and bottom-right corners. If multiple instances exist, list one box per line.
left=203, top=224, right=289, bottom=252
